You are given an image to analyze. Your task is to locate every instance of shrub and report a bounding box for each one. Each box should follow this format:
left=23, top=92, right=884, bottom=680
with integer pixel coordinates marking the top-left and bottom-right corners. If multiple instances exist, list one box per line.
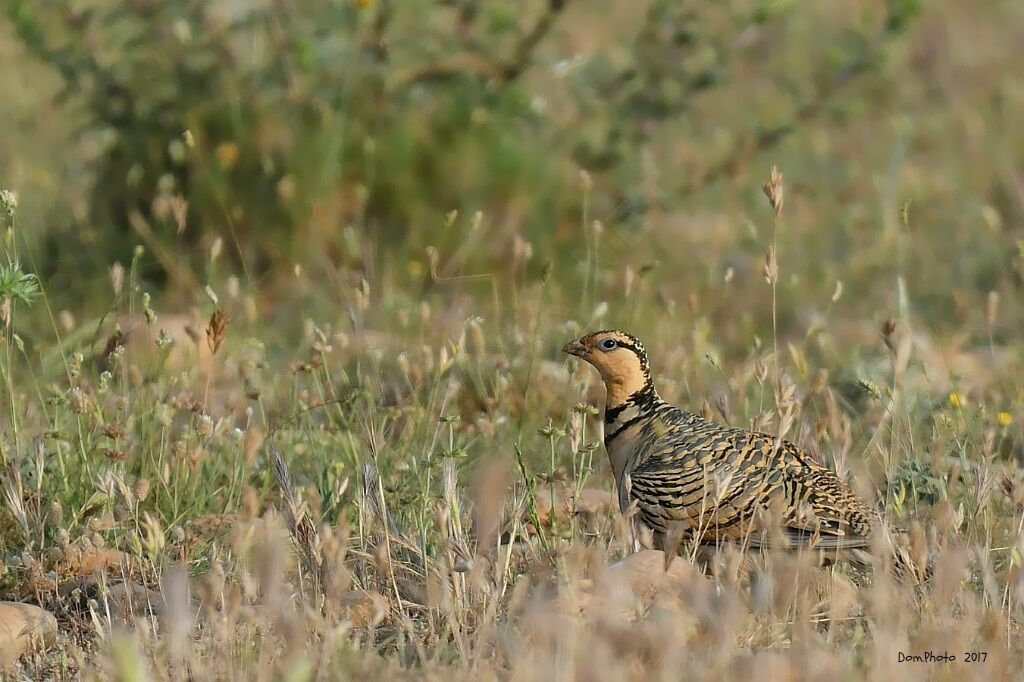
left=7, top=0, right=918, bottom=288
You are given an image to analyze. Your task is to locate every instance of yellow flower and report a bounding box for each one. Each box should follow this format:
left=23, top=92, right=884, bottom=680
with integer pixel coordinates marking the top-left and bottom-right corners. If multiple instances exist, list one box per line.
left=998, top=411, right=1013, bottom=428
left=215, top=142, right=240, bottom=170
left=948, top=392, right=966, bottom=409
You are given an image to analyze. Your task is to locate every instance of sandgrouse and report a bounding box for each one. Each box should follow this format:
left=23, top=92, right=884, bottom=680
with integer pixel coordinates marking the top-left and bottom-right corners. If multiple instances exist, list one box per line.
left=564, top=329, right=923, bottom=579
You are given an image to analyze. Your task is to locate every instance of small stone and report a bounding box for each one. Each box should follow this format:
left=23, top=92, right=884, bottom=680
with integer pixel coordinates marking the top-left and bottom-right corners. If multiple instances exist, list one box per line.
left=100, top=582, right=166, bottom=626
left=0, top=602, right=58, bottom=668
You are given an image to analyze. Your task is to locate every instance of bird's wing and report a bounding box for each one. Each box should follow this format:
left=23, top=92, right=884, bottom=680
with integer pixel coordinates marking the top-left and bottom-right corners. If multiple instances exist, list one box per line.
left=743, top=438, right=878, bottom=550
left=629, top=426, right=877, bottom=551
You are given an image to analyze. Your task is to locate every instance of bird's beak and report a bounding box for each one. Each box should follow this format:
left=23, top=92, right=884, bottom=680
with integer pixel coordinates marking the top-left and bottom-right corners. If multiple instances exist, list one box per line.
left=562, top=340, right=588, bottom=357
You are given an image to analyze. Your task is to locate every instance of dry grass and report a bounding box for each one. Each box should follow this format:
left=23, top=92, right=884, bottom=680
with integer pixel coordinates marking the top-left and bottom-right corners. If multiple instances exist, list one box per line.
left=1, top=197, right=1023, bottom=678
left=2, top=0, right=1024, bottom=679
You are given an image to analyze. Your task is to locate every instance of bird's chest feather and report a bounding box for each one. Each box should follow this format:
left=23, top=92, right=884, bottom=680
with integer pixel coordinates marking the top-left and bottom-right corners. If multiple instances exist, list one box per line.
left=603, top=404, right=652, bottom=490
left=606, top=423, right=645, bottom=482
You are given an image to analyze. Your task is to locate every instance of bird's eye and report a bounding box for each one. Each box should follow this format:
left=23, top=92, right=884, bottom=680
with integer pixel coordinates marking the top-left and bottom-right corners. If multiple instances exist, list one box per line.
left=599, top=338, right=618, bottom=351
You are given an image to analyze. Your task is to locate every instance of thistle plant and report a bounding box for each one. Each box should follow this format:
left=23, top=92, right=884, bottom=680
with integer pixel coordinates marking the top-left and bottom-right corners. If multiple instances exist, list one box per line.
left=0, top=260, right=39, bottom=312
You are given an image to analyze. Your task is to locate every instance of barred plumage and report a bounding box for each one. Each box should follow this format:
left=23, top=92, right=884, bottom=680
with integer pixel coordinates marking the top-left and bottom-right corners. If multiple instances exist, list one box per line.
left=564, top=330, right=924, bottom=579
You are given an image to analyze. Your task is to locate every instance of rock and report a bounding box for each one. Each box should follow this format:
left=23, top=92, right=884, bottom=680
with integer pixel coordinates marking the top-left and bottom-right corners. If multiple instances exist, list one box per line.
left=338, top=590, right=388, bottom=628
left=575, top=550, right=723, bottom=626
left=0, top=602, right=58, bottom=668
left=62, top=578, right=167, bottom=628
left=600, top=549, right=714, bottom=612
left=100, top=582, right=166, bottom=626
left=604, top=549, right=707, bottom=593
left=523, top=550, right=736, bottom=664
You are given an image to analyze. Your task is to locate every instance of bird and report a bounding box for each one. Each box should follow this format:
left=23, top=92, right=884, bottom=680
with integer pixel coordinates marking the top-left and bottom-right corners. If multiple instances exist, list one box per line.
left=563, top=329, right=925, bottom=580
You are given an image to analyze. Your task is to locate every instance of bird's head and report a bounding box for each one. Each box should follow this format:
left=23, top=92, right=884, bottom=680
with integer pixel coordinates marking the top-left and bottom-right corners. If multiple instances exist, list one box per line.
left=562, top=330, right=653, bottom=407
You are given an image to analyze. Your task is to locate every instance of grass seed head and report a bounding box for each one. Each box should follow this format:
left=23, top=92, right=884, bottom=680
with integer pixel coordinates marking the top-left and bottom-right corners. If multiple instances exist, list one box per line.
left=881, top=318, right=898, bottom=352
left=762, top=165, right=784, bottom=217
left=986, top=290, right=1000, bottom=327
left=206, top=310, right=230, bottom=354
left=762, top=247, right=778, bottom=285
left=0, top=189, right=16, bottom=229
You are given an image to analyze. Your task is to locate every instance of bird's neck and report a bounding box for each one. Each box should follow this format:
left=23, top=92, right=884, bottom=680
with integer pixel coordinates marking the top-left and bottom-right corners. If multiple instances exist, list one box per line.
left=603, top=380, right=661, bottom=500
left=604, top=380, right=660, bottom=424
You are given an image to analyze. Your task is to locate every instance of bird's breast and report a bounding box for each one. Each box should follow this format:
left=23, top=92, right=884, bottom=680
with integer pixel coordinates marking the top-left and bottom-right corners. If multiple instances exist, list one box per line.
left=605, top=421, right=647, bottom=492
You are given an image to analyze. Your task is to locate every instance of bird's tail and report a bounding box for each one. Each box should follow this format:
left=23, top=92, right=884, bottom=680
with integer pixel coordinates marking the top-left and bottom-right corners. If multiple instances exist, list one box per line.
left=850, top=524, right=932, bottom=585
left=891, top=544, right=932, bottom=584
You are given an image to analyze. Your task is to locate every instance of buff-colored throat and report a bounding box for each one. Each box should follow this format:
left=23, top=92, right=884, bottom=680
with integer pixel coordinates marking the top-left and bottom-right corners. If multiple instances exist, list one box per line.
left=588, top=349, right=649, bottom=408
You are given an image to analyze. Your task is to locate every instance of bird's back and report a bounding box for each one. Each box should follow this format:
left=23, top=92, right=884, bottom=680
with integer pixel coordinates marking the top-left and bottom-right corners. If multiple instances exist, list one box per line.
left=615, top=402, right=877, bottom=551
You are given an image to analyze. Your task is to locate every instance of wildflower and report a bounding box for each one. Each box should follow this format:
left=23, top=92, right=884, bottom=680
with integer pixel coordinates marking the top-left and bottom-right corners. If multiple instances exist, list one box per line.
left=998, top=411, right=1013, bottom=428
left=949, top=392, right=966, bottom=409
left=215, top=142, right=240, bottom=170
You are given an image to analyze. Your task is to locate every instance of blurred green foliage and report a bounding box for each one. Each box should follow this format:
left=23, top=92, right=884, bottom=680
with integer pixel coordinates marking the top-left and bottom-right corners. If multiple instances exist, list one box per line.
left=7, top=0, right=919, bottom=287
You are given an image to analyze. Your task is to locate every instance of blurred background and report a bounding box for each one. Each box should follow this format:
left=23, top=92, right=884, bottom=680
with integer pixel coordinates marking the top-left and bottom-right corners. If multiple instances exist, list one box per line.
left=1, top=0, right=1022, bottom=356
